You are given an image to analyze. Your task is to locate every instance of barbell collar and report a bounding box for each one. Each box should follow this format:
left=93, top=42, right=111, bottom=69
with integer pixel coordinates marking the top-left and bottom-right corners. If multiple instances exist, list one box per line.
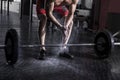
left=0, top=45, right=5, bottom=49
left=114, top=42, right=120, bottom=46
left=113, top=31, right=120, bottom=37
left=20, top=43, right=95, bottom=48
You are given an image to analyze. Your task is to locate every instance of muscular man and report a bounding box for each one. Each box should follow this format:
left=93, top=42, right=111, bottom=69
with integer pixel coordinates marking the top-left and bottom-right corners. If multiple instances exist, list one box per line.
left=36, top=0, right=78, bottom=59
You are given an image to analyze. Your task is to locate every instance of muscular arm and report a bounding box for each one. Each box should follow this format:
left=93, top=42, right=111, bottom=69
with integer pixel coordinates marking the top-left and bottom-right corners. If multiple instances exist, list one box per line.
left=65, top=0, right=78, bottom=28
left=48, top=1, right=62, bottom=28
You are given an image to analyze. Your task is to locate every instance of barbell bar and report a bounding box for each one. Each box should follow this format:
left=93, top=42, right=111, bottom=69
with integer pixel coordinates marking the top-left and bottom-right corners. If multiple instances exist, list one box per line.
left=1, top=42, right=120, bottom=48
left=0, top=42, right=104, bottom=48
left=0, top=29, right=116, bottom=65
left=20, top=42, right=120, bottom=47
left=0, top=45, right=5, bottom=49
left=21, top=43, right=95, bottom=47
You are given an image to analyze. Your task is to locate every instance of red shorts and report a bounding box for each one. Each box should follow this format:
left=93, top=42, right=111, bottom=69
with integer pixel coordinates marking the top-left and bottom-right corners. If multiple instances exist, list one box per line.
left=36, top=6, right=69, bottom=16
left=36, top=8, right=46, bottom=15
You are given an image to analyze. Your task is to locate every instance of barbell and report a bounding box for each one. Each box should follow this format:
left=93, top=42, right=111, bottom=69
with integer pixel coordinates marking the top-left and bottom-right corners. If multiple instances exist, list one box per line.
left=0, top=28, right=117, bottom=65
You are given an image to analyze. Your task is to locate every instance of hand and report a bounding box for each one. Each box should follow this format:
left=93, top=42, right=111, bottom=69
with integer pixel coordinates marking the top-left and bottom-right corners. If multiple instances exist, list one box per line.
left=60, top=26, right=66, bottom=31
left=60, top=26, right=68, bottom=37
left=58, top=25, right=66, bottom=31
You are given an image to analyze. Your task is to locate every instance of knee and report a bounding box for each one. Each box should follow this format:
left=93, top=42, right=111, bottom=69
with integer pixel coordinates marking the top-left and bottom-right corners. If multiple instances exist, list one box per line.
left=44, top=16, right=47, bottom=20
left=38, top=14, right=47, bottom=21
left=71, top=20, right=73, bottom=25
left=41, top=15, right=47, bottom=21
left=68, top=21, right=73, bottom=28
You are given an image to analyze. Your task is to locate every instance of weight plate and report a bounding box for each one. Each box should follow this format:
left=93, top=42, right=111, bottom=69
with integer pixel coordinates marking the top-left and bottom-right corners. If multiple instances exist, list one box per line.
left=94, top=30, right=114, bottom=58
left=5, top=29, right=19, bottom=65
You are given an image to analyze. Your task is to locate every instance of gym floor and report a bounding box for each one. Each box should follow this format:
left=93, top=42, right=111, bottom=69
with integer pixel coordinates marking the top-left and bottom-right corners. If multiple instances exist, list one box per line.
left=0, top=11, right=120, bottom=80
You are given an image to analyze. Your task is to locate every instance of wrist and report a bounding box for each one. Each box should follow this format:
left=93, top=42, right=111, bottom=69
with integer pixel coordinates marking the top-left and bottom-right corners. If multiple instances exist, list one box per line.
left=59, top=24, right=63, bottom=27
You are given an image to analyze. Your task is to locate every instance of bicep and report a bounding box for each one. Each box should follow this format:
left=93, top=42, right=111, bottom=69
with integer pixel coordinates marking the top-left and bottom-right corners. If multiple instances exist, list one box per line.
left=48, top=2, right=54, bottom=14
left=69, top=0, right=78, bottom=15
left=69, top=4, right=76, bottom=15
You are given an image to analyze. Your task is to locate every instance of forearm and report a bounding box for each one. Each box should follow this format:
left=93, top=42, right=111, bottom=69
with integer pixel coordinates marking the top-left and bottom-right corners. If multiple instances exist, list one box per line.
left=64, top=3, right=77, bottom=28
left=64, top=14, right=74, bottom=28
left=49, top=12, right=62, bottom=27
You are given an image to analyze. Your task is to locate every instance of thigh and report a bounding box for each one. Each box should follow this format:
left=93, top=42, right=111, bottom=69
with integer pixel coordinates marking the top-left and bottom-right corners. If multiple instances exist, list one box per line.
left=37, top=14, right=47, bottom=21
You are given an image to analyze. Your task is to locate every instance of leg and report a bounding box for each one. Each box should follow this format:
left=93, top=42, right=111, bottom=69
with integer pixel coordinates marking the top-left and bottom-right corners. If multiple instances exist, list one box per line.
left=38, top=15, right=47, bottom=50
left=55, top=6, right=74, bottom=59
left=63, top=20, right=73, bottom=48
left=59, top=19, right=74, bottom=59
left=38, top=14, right=47, bottom=59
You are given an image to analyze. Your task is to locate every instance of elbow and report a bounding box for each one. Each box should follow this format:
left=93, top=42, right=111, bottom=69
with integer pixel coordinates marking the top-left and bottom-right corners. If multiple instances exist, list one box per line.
left=69, top=12, right=74, bottom=17
left=48, top=12, right=53, bottom=18
left=69, top=11, right=74, bottom=16
left=48, top=12, right=53, bottom=21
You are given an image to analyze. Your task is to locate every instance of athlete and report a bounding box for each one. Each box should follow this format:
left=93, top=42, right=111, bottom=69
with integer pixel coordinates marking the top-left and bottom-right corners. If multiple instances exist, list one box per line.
left=36, top=0, right=78, bottom=59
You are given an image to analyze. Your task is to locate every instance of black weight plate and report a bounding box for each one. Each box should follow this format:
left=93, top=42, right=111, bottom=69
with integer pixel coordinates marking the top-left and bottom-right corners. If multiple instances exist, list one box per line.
left=94, top=30, right=114, bottom=58
left=5, top=29, right=19, bottom=65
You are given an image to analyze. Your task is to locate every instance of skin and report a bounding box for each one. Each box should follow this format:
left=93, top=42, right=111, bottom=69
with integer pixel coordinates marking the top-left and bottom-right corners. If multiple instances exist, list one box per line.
left=38, top=15, right=47, bottom=50
left=36, top=0, right=78, bottom=51
left=48, top=0, right=79, bottom=49
left=36, top=0, right=47, bottom=50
